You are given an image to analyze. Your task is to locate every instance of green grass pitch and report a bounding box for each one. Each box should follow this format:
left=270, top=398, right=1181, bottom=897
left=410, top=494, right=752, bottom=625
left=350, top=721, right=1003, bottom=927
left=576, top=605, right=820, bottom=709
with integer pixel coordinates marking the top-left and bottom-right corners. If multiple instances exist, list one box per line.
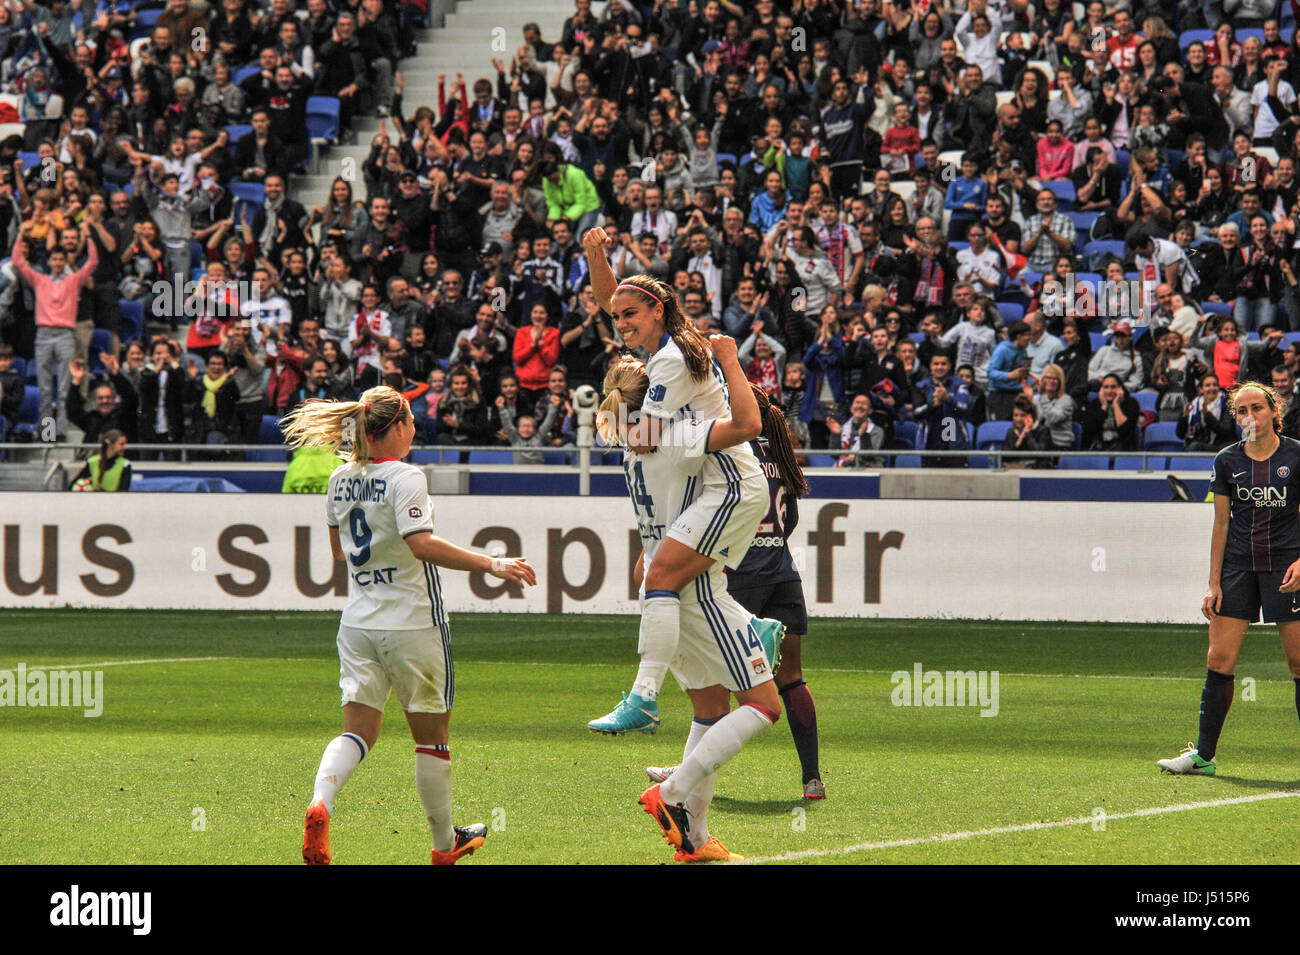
left=2, top=611, right=1299, bottom=865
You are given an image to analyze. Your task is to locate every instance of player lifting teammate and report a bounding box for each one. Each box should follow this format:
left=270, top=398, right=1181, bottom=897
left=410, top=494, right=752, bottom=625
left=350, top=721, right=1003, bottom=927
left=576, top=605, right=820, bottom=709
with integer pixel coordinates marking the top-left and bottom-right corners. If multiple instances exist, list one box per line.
left=1158, top=383, right=1300, bottom=776
left=582, top=226, right=771, bottom=735
left=600, top=338, right=786, bottom=861
left=283, top=386, right=536, bottom=864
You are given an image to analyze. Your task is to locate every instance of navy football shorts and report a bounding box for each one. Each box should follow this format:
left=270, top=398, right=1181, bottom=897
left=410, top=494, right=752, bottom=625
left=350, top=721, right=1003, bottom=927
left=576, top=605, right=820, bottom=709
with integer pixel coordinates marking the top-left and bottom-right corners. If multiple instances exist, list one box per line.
left=1217, top=565, right=1300, bottom=624
left=726, top=577, right=809, bottom=635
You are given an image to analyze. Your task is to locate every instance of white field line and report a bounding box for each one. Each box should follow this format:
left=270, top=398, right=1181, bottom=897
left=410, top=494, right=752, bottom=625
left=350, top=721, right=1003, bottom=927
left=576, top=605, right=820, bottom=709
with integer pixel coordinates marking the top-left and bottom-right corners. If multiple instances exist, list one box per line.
left=739, top=789, right=1300, bottom=864
left=11, top=657, right=233, bottom=671
left=6, top=657, right=1294, bottom=685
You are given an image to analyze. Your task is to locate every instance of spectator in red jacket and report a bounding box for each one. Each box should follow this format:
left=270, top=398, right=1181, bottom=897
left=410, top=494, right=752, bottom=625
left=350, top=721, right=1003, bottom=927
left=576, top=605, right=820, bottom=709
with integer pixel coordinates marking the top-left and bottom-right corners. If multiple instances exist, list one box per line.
left=512, top=302, right=561, bottom=406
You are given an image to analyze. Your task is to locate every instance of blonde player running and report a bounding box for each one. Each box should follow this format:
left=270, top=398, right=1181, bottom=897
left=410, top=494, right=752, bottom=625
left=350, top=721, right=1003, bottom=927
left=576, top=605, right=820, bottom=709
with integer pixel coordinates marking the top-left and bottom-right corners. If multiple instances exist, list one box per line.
left=584, top=227, right=769, bottom=734
left=284, top=386, right=536, bottom=865
left=601, top=339, right=784, bottom=862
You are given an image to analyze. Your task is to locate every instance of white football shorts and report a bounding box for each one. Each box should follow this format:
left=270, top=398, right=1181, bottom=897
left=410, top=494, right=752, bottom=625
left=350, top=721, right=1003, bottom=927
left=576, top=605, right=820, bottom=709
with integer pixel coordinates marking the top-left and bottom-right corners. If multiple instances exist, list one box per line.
left=336, top=622, right=454, bottom=714
left=666, top=471, right=767, bottom=570
left=651, top=570, right=775, bottom=693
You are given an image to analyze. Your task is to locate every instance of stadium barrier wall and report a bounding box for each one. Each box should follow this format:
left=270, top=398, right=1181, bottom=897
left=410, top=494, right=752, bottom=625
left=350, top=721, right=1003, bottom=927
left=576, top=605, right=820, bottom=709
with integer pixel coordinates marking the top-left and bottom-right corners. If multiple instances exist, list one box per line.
left=0, top=494, right=1212, bottom=623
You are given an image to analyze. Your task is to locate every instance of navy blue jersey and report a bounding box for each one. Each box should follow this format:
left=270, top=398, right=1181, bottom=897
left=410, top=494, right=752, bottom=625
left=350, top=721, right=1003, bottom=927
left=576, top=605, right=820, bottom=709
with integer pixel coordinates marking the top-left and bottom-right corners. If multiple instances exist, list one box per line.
left=1209, top=437, right=1300, bottom=571
left=729, top=438, right=802, bottom=586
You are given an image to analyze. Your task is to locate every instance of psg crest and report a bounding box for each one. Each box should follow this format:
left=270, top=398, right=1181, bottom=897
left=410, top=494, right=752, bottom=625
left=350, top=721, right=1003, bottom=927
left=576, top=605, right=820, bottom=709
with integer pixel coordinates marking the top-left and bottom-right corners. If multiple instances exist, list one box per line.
left=1279, top=467, right=1291, bottom=479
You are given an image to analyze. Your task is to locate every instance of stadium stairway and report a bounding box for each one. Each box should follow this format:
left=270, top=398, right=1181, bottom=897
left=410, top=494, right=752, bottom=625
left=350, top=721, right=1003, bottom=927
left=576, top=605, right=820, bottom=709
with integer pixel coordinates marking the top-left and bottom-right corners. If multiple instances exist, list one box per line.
left=294, top=0, right=579, bottom=215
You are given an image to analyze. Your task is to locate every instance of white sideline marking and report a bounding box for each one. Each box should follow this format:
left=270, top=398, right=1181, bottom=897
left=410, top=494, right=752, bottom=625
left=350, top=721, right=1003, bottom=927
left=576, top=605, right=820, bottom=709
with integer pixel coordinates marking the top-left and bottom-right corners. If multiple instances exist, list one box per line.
left=739, top=790, right=1300, bottom=864
left=15, top=657, right=232, bottom=671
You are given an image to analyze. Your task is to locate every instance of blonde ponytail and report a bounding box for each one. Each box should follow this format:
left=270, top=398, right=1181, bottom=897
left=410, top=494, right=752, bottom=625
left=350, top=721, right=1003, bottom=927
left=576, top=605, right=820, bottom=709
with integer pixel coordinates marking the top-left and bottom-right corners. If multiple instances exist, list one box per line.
left=598, top=354, right=650, bottom=446
left=281, top=385, right=408, bottom=463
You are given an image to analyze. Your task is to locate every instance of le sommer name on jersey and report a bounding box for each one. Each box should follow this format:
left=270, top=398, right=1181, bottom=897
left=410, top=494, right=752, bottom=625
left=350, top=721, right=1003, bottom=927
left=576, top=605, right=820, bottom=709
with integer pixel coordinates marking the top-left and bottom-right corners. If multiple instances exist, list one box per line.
left=333, top=476, right=389, bottom=503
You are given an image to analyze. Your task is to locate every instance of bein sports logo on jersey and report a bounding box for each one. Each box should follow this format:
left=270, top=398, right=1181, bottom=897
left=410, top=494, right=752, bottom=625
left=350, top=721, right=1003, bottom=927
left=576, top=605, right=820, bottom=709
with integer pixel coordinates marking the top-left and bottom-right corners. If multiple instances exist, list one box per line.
left=647, top=384, right=666, bottom=403
left=1236, top=485, right=1288, bottom=507
left=409, top=506, right=423, bottom=519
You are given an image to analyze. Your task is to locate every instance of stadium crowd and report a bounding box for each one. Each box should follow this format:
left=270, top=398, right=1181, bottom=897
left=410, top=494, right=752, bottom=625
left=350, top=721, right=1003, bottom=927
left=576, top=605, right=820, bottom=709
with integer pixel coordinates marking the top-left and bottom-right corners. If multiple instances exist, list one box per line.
left=4, top=0, right=1300, bottom=468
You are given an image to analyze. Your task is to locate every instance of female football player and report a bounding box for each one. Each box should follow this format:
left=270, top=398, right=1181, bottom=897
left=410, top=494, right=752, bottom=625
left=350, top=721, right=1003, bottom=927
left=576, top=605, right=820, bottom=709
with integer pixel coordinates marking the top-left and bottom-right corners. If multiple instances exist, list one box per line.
left=1158, top=383, right=1300, bottom=776
left=283, top=385, right=536, bottom=864
left=583, top=226, right=769, bottom=734
left=648, top=384, right=825, bottom=799
left=601, top=338, right=783, bottom=861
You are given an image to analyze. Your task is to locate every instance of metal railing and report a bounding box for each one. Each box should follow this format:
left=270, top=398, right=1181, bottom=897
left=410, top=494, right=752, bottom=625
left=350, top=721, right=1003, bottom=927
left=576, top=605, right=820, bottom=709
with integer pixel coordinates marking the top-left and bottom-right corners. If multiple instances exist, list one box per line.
left=0, top=442, right=1214, bottom=472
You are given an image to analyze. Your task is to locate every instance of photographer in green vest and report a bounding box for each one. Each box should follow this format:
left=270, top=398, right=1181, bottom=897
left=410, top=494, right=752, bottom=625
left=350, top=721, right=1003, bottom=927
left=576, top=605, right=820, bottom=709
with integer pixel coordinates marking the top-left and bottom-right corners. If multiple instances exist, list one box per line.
left=71, top=429, right=132, bottom=492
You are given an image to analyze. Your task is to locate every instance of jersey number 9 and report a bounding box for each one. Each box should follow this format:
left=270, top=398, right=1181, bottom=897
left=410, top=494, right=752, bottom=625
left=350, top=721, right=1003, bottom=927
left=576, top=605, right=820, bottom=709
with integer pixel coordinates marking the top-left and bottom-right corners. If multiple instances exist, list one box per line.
left=349, top=508, right=372, bottom=567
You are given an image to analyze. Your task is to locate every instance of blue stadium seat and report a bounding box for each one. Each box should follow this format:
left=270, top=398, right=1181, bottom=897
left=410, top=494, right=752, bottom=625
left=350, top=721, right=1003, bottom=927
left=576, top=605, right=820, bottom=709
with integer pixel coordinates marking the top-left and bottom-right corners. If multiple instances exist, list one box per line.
left=1112, top=455, right=1154, bottom=470
left=1133, top=391, right=1158, bottom=414
left=258, top=414, right=282, bottom=444
left=893, top=421, right=918, bottom=449
left=996, top=301, right=1024, bottom=325
left=1114, top=149, right=1130, bottom=176
left=1042, top=180, right=1076, bottom=210
left=19, top=385, right=39, bottom=423
left=131, top=6, right=161, bottom=37
left=893, top=454, right=921, bottom=467
left=224, top=125, right=252, bottom=151
left=233, top=65, right=261, bottom=87
left=1178, top=29, right=1215, bottom=51
left=24, top=359, right=37, bottom=383
left=949, top=241, right=970, bottom=254
left=1082, top=240, right=1126, bottom=271
left=805, top=454, right=838, bottom=468
left=8, top=356, right=22, bottom=379
left=411, top=449, right=446, bottom=465
left=469, top=450, right=517, bottom=464
left=1202, top=301, right=1233, bottom=315
left=229, top=181, right=264, bottom=223
left=543, top=451, right=571, bottom=465
left=1066, top=212, right=1100, bottom=250
left=908, top=331, right=925, bottom=344
left=1142, top=421, right=1183, bottom=452
left=975, top=421, right=1012, bottom=449
left=715, top=153, right=737, bottom=167
left=1170, top=455, right=1215, bottom=471
left=88, top=329, right=114, bottom=374
left=306, top=96, right=341, bottom=143
left=119, top=300, right=144, bottom=344
left=1071, top=422, right=1082, bottom=449
left=1058, top=455, right=1109, bottom=469
left=189, top=240, right=204, bottom=270
left=1089, top=331, right=1107, bottom=352
left=17, top=151, right=38, bottom=170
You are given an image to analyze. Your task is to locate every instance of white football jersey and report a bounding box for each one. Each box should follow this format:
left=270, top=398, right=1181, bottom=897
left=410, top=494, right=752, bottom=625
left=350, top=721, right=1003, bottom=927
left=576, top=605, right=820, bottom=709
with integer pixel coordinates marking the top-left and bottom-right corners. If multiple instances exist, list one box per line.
left=641, top=336, right=731, bottom=424
left=624, top=418, right=763, bottom=569
left=326, top=460, right=444, bottom=631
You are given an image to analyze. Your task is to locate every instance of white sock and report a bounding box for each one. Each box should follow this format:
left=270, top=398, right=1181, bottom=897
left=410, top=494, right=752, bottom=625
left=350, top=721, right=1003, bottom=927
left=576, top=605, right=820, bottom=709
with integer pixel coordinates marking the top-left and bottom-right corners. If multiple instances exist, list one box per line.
left=681, top=717, right=719, bottom=845
left=632, top=591, right=680, bottom=700
left=415, top=745, right=454, bottom=852
left=312, top=732, right=367, bottom=815
left=661, top=705, right=775, bottom=804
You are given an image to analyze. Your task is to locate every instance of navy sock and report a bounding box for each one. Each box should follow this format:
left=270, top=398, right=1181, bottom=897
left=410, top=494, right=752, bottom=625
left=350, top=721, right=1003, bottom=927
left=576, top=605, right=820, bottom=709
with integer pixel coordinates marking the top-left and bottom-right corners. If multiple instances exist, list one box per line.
left=779, top=680, right=821, bottom=784
left=1196, top=669, right=1234, bottom=761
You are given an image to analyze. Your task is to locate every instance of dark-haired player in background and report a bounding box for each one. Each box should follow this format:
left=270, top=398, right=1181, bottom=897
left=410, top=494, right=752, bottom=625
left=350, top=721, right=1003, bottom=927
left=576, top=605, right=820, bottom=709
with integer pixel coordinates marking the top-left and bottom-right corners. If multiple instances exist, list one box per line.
left=648, top=384, right=825, bottom=799
left=1158, top=383, right=1300, bottom=776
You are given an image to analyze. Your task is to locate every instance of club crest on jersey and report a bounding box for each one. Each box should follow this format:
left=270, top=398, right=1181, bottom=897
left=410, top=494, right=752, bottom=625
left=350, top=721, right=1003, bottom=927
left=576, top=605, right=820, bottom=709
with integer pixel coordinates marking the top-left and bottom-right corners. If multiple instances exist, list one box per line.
left=751, top=657, right=768, bottom=676
left=1279, top=466, right=1291, bottom=479
left=647, top=384, right=666, bottom=402
left=409, top=506, right=423, bottom=519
